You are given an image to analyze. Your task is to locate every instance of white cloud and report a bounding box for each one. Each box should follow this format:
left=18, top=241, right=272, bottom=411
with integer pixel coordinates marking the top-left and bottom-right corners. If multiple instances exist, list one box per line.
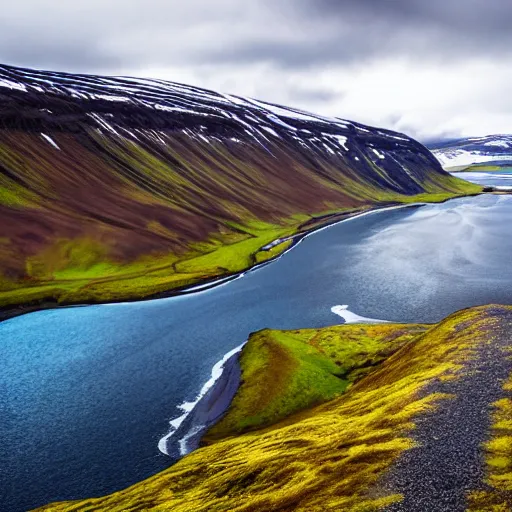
left=131, top=57, right=512, bottom=141
left=1, top=0, right=512, bottom=141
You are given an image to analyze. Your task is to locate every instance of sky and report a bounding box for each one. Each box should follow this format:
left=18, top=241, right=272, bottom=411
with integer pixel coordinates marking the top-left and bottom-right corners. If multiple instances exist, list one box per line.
left=1, top=0, right=511, bottom=141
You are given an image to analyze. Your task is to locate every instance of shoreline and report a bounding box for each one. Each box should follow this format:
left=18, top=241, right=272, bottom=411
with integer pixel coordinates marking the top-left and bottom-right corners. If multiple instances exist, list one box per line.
left=0, top=193, right=483, bottom=324
left=179, top=304, right=402, bottom=462
left=157, top=344, right=244, bottom=460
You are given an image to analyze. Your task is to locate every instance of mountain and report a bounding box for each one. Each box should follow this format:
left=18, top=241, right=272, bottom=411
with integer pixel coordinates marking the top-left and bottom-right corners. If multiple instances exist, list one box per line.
left=0, top=64, right=477, bottom=313
left=429, top=134, right=512, bottom=171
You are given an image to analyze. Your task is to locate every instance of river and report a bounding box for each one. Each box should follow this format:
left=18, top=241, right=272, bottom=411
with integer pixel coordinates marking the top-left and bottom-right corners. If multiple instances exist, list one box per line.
left=2, top=172, right=512, bottom=511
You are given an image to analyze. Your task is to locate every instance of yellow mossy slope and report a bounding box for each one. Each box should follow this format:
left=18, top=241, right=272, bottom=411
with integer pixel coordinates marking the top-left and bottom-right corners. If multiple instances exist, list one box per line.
left=38, top=306, right=498, bottom=512
left=468, top=352, right=512, bottom=511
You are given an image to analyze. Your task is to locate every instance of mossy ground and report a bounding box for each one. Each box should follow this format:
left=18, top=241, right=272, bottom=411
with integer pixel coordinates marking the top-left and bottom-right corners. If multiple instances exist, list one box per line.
left=0, top=220, right=293, bottom=308
left=38, top=306, right=497, bottom=512
left=0, top=180, right=480, bottom=313
left=0, top=123, right=481, bottom=313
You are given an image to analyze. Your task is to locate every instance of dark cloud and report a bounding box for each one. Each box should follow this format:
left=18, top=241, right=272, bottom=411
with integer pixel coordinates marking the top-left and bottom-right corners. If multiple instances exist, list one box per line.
left=301, top=0, right=511, bottom=33
left=196, top=0, right=512, bottom=69
left=197, top=38, right=372, bottom=69
left=0, top=37, right=121, bottom=72
left=0, top=0, right=510, bottom=139
left=1, top=1, right=511, bottom=73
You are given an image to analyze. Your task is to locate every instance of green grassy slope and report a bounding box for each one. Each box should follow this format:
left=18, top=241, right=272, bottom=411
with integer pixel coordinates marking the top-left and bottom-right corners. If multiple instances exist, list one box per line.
left=205, top=323, right=429, bottom=441
left=0, top=164, right=478, bottom=314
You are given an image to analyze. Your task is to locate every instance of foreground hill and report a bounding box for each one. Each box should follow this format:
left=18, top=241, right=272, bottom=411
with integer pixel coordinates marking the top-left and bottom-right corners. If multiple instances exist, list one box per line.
left=429, top=135, right=512, bottom=171
left=39, top=305, right=512, bottom=511
left=0, top=64, right=477, bottom=313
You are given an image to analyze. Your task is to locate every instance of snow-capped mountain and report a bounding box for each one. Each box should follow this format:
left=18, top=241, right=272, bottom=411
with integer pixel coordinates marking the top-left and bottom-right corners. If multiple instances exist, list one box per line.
left=0, top=63, right=470, bottom=302
left=429, top=135, right=512, bottom=171
left=0, top=63, right=442, bottom=176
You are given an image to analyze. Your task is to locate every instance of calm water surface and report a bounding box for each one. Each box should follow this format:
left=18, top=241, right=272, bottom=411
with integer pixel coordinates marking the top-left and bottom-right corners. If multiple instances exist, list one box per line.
left=455, top=168, right=512, bottom=187
left=2, top=173, right=512, bottom=511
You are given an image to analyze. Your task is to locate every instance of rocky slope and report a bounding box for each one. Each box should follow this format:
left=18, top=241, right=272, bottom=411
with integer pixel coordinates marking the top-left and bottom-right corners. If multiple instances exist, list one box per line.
left=429, top=135, right=512, bottom=171
left=0, top=64, right=477, bottom=311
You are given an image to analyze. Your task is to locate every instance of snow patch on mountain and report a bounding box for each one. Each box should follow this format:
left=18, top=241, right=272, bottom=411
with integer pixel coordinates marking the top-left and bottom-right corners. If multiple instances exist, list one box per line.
left=430, top=135, right=512, bottom=171
left=0, top=62, right=447, bottom=179
left=485, top=140, right=510, bottom=148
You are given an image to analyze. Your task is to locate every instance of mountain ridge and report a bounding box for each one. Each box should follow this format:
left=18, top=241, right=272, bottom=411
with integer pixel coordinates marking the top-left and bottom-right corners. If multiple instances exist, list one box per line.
left=428, top=134, right=512, bottom=171
left=0, top=63, right=478, bottom=312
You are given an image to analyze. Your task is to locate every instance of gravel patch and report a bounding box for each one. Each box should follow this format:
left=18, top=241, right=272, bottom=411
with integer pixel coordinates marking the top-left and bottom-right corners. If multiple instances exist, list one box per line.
left=381, top=307, right=512, bottom=511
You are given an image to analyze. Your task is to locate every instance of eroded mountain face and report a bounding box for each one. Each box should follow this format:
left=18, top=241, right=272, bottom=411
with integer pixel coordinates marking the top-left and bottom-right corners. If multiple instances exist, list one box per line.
left=0, top=63, right=461, bottom=286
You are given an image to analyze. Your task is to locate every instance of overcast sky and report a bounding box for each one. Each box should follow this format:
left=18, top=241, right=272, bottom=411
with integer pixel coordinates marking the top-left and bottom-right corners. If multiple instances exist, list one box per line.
left=1, top=0, right=511, bottom=141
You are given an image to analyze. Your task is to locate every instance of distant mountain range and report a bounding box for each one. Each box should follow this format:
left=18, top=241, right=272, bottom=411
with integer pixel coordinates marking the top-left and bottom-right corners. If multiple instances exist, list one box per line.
left=0, top=63, right=476, bottom=312
left=428, top=135, right=512, bottom=171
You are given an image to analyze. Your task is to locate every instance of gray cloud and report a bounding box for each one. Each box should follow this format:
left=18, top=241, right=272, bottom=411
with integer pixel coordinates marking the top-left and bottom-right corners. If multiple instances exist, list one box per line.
left=197, top=0, right=512, bottom=69
left=0, top=0, right=511, bottom=139
left=4, top=0, right=511, bottom=73
left=301, top=0, right=511, bottom=34
left=0, top=36, right=121, bottom=72
left=286, top=86, right=342, bottom=105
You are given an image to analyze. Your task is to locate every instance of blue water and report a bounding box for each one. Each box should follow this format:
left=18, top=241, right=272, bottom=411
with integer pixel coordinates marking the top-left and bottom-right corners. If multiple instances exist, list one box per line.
left=2, top=178, right=512, bottom=510
left=455, top=169, right=512, bottom=187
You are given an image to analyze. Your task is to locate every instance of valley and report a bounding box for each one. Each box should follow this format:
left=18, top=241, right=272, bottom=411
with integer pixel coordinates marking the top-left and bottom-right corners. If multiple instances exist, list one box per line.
left=1, top=64, right=511, bottom=512
left=0, top=64, right=477, bottom=317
